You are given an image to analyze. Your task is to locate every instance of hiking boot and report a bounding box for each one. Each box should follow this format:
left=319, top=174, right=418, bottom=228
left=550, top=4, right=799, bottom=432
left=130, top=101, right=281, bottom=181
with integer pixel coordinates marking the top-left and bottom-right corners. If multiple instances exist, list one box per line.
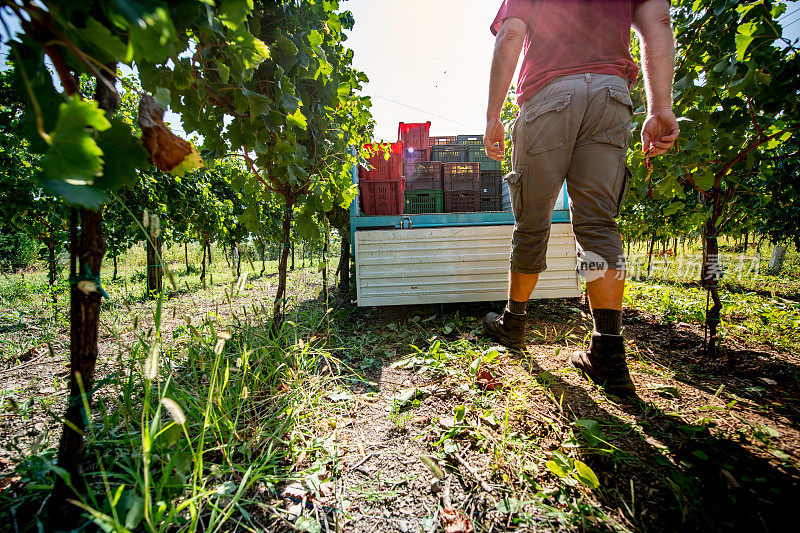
left=483, top=308, right=526, bottom=349
left=571, top=332, right=636, bottom=396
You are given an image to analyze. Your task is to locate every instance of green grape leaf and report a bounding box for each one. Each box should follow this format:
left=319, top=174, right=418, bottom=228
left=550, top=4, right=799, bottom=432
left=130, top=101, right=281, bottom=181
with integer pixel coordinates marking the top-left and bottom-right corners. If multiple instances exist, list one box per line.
left=231, top=27, right=271, bottom=71
left=41, top=180, right=109, bottom=210
left=286, top=108, right=307, bottom=130
left=308, top=29, right=323, bottom=48
left=127, top=7, right=179, bottom=64
left=241, top=88, right=271, bottom=118
left=735, top=33, right=755, bottom=61
left=69, top=17, right=127, bottom=64
left=42, top=97, right=111, bottom=185
left=219, top=0, right=254, bottom=30
left=154, top=87, right=171, bottom=110
left=280, top=90, right=300, bottom=113
left=96, top=118, right=149, bottom=191
left=218, top=62, right=231, bottom=84
left=275, top=34, right=299, bottom=69
left=12, top=40, right=62, bottom=152
left=110, top=0, right=164, bottom=27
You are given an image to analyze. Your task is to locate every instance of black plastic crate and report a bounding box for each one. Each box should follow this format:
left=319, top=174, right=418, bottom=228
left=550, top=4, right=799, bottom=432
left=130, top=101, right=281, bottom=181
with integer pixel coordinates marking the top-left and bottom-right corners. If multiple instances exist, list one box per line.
left=430, top=144, right=467, bottom=163
left=456, top=134, right=484, bottom=146
left=403, top=161, right=442, bottom=190
left=443, top=162, right=480, bottom=192
left=481, top=193, right=502, bottom=212
left=480, top=169, right=502, bottom=195
left=429, top=136, right=456, bottom=147
left=444, top=190, right=481, bottom=213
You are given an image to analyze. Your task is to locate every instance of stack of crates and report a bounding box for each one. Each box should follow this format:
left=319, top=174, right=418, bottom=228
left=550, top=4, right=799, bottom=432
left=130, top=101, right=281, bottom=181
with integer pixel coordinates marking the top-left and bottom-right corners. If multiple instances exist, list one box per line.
left=430, top=135, right=471, bottom=212
left=455, top=136, right=499, bottom=212
left=404, top=161, right=443, bottom=214
left=481, top=169, right=502, bottom=211
left=359, top=142, right=405, bottom=216
left=443, top=161, right=481, bottom=212
left=400, top=122, right=443, bottom=215
left=360, top=124, right=506, bottom=215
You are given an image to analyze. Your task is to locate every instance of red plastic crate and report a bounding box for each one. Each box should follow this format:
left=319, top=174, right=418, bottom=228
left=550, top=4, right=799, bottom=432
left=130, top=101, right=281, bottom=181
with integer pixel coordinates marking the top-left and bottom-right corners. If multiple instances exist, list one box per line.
left=443, top=162, right=480, bottom=192
left=404, top=161, right=442, bottom=190
left=398, top=122, right=431, bottom=151
left=360, top=178, right=405, bottom=216
left=361, top=142, right=404, bottom=180
left=444, top=190, right=481, bottom=213
left=430, top=136, right=456, bottom=147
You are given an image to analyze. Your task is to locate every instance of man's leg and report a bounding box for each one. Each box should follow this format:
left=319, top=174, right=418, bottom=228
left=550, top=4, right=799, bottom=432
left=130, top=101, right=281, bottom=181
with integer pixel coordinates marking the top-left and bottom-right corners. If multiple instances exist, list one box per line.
left=565, top=74, right=635, bottom=395
left=509, top=270, right=539, bottom=309
left=586, top=268, right=625, bottom=336
left=484, top=76, right=583, bottom=349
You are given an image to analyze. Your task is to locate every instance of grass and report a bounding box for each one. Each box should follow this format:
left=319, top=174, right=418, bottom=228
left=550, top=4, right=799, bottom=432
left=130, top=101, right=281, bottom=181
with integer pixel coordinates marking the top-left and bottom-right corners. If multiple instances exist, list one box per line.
left=618, top=239, right=800, bottom=352
left=0, top=241, right=308, bottom=362
left=0, top=241, right=344, bottom=531
left=3, top=280, right=345, bottom=531
left=0, top=237, right=797, bottom=531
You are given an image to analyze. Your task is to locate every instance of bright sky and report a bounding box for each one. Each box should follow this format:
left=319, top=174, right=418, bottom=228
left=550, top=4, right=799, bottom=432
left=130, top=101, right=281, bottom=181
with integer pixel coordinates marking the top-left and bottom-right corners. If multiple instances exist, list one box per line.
left=342, top=0, right=499, bottom=141
left=343, top=0, right=800, bottom=142
left=1, top=1, right=799, bottom=142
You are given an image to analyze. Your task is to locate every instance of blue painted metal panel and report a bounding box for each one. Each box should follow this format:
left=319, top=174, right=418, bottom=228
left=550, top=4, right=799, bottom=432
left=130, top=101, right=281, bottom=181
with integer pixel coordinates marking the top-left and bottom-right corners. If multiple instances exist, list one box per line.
left=352, top=210, right=570, bottom=230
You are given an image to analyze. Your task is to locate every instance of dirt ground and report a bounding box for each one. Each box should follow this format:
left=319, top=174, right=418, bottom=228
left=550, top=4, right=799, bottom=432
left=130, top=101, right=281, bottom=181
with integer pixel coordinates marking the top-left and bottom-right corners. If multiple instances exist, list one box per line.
left=2, top=273, right=799, bottom=531
left=280, top=301, right=800, bottom=532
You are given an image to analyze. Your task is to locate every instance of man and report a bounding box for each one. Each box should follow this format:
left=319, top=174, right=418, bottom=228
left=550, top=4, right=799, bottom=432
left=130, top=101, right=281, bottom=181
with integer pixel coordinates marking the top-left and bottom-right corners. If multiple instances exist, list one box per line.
left=483, top=0, right=679, bottom=396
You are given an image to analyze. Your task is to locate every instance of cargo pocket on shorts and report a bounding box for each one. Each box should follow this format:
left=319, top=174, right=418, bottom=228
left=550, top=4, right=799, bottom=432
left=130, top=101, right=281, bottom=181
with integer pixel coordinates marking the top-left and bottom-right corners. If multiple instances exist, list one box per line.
left=504, top=171, right=523, bottom=219
left=524, top=90, right=573, bottom=156
left=615, top=165, right=632, bottom=217
left=591, top=87, right=633, bottom=149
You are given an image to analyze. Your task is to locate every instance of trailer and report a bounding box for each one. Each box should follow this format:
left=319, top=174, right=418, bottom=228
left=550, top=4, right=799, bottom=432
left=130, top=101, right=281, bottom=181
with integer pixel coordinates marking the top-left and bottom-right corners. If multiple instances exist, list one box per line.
left=350, top=164, right=581, bottom=306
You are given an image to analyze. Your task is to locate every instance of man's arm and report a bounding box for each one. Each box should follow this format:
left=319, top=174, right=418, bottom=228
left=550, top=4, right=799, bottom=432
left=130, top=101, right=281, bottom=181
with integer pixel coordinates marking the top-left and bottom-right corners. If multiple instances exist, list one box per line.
left=632, top=0, right=680, bottom=156
left=485, top=17, right=526, bottom=161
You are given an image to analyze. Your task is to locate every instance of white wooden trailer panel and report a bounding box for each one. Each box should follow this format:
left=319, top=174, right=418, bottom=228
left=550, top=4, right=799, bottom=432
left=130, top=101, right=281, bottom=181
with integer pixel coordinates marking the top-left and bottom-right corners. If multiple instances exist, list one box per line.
left=355, top=223, right=580, bottom=306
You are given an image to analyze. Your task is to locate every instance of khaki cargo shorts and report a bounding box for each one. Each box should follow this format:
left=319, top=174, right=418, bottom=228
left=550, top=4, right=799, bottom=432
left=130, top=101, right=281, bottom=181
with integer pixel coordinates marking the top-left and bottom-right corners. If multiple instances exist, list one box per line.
left=506, top=73, right=632, bottom=274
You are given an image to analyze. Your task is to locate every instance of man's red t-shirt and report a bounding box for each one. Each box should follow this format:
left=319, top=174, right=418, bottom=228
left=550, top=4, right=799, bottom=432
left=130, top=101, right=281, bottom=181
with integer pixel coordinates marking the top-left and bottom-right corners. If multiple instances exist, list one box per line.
left=491, top=0, right=646, bottom=105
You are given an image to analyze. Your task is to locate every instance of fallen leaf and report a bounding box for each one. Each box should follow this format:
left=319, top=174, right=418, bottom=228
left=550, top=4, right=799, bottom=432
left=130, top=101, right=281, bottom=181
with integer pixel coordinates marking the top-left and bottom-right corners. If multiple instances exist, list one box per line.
left=391, top=387, right=429, bottom=409
left=325, top=391, right=353, bottom=402
left=439, top=507, right=474, bottom=533
left=476, top=369, right=501, bottom=391
left=281, top=482, right=308, bottom=500
left=720, top=469, right=740, bottom=489
left=419, top=455, right=445, bottom=480
left=438, top=417, right=456, bottom=428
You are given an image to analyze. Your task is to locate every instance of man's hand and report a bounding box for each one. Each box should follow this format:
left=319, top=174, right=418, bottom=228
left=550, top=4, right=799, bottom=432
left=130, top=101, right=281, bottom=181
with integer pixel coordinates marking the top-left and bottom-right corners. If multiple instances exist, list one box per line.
left=485, top=117, right=505, bottom=161
left=641, top=107, right=679, bottom=156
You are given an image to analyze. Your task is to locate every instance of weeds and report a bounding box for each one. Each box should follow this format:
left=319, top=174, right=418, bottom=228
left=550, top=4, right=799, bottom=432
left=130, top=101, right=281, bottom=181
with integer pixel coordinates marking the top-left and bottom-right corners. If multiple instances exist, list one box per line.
left=1, top=241, right=798, bottom=531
